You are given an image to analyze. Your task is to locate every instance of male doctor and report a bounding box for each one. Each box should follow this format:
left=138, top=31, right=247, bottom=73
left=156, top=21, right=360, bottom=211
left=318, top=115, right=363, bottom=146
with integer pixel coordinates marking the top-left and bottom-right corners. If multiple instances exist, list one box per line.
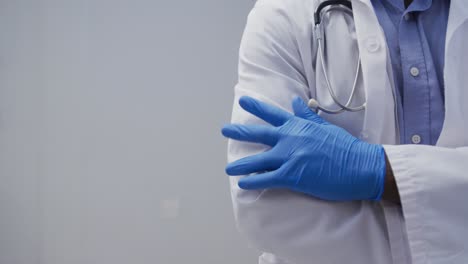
left=222, top=0, right=468, bottom=263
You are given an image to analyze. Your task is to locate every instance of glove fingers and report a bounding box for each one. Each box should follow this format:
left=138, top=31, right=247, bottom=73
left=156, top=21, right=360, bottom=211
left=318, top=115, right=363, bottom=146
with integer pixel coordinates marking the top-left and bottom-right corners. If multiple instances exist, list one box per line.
left=292, top=97, right=327, bottom=124
left=221, top=124, right=278, bottom=146
left=239, top=96, right=292, bottom=127
left=226, top=151, right=281, bottom=176
left=238, top=169, right=283, bottom=190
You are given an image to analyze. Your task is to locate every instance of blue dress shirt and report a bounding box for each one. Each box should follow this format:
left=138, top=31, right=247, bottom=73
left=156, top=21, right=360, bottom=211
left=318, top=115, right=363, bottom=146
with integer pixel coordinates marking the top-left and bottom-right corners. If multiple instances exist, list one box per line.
left=371, top=0, right=450, bottom=145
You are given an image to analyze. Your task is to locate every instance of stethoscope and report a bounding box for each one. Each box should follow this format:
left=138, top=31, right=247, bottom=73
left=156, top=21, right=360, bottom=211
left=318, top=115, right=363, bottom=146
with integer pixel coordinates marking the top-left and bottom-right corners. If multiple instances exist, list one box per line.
left=308, top=0, right=366, bottom=114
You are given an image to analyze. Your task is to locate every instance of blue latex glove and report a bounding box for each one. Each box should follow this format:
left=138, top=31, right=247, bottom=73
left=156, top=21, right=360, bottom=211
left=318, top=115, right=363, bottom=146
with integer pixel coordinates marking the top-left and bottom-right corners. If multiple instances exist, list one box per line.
left=222, top=96, right=386, bottom=201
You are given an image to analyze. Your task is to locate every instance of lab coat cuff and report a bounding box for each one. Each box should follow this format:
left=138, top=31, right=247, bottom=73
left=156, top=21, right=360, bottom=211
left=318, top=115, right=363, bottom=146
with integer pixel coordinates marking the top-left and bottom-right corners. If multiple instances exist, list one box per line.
left=383, top=145, right=428, bottom=264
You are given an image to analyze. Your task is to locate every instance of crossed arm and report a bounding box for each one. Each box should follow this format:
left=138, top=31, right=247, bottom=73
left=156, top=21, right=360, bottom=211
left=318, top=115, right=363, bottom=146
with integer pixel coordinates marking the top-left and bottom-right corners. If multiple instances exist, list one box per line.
left=223, top=95, right=401, bottom=204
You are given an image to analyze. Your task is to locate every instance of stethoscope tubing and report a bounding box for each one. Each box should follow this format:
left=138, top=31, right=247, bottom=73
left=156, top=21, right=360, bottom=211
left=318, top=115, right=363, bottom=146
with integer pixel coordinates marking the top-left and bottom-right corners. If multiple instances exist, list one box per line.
left=310, top=1, right=366, bottom=114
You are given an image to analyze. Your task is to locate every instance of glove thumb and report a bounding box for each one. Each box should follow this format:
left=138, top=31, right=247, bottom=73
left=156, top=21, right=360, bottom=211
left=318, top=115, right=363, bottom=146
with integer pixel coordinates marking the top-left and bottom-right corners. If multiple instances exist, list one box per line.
left=292, top=97, right=327, bottom=124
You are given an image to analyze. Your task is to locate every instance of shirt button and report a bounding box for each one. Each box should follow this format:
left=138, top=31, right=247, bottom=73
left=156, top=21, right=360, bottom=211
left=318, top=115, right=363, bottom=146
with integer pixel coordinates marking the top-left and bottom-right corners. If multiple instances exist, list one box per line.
left=410, top=67, right=420, bottom=77
left=411, top=134, right=422, bottom=144
left=404, top=13, right=412, bottom=21
left=365, top=37, right=380, bottom=53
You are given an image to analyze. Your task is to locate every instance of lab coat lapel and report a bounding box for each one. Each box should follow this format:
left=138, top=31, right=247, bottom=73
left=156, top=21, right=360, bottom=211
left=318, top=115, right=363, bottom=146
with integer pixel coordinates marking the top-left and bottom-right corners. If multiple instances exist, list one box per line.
left=445, top=0, right=468, bottom=44
left=438, top=0, right=468, bottom=147
left=350, top=0, right=398, bottom=144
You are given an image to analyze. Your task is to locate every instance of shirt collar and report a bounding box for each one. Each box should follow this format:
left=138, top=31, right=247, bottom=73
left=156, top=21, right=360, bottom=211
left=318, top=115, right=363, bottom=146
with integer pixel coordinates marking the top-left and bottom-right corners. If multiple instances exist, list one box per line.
left=380, top=0, right=433, bottom=13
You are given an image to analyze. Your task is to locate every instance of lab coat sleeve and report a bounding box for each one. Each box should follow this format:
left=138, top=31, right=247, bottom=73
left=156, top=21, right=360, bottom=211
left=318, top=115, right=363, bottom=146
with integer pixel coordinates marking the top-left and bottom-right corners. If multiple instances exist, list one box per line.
left=384, top=145, right=468, bottom=264
left=227, top=1, right=392, bottom=263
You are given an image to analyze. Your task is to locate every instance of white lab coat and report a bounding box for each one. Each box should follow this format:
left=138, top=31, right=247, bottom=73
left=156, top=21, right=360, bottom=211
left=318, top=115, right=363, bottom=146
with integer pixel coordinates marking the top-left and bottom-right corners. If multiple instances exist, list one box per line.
left=227, top=0, right=468, bottom=263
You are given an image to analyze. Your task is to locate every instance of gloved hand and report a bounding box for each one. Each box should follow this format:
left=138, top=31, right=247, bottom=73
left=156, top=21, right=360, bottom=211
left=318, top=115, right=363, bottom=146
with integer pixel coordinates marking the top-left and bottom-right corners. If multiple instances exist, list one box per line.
left=222, top=96, right=386, bottom=201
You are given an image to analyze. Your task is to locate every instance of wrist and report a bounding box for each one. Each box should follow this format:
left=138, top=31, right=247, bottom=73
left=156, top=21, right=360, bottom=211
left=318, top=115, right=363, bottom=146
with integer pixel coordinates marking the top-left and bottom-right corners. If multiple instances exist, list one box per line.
left=362, top=143, right=386, bottom=201
left=372, top=144, right=386, bottom=201
left=351, top=141, right=386, bottom=201
left=382, top=152, right=401, bottom=204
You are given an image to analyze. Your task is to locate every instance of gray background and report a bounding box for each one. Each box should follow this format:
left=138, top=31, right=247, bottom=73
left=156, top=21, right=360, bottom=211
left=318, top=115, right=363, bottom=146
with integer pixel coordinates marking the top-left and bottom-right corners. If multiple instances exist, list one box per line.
left=0, top=0, right=258, bottom=263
